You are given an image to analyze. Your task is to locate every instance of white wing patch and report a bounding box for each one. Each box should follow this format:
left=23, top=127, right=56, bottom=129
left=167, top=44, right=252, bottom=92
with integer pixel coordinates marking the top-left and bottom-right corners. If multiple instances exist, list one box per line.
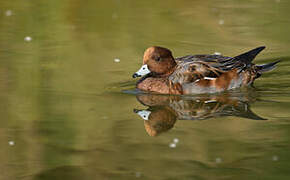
left=204, top=77, right=216, bottom=80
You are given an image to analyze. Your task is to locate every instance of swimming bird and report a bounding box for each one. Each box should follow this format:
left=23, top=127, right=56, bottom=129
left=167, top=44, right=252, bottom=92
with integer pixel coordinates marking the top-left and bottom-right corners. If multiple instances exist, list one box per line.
left=132, top=46, right=280, bottom=94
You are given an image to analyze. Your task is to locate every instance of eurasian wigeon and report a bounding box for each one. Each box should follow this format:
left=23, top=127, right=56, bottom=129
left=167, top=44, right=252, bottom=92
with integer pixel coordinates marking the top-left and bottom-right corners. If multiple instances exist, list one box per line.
left=132, top=46, right=280, bottom=94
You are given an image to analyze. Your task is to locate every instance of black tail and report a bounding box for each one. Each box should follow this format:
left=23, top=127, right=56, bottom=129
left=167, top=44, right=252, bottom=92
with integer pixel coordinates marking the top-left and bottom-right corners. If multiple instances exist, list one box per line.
left=256, top=60, right=281, bottom=73
left=234, top=46, right=266, bottom=65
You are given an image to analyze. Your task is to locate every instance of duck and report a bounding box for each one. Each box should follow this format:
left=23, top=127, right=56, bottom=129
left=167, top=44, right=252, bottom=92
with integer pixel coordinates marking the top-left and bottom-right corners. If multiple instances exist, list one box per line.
left=132, top=46, right=280, bottom=94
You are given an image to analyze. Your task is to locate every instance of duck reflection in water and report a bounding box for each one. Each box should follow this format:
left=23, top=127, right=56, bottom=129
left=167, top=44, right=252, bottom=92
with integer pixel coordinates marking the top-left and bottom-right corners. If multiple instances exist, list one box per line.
left=134, top=91, right=265, bottom=136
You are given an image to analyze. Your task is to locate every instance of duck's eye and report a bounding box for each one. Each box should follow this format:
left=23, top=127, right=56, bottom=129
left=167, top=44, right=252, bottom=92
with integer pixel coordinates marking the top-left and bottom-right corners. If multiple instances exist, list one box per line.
left=155, top=57, right=161, bottom=61
left=142, top=67, right=145, bottom=70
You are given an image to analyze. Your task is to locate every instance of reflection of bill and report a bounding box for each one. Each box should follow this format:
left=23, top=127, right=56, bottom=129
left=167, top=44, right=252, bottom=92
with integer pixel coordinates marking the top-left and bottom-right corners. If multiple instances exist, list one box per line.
left=134, top=91, right=265, bottom=136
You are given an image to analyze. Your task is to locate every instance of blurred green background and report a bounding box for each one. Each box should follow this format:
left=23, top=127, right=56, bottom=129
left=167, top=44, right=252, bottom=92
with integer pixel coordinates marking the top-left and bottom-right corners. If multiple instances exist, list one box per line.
left=0, top=0, right=290, bottom=179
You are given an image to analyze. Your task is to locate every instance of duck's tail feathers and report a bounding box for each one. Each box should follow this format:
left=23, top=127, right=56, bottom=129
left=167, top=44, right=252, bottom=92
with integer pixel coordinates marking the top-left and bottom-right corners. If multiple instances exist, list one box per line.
left=234, top=46, right=266, bottom=65
left=256, top=60, right=281, bottom=73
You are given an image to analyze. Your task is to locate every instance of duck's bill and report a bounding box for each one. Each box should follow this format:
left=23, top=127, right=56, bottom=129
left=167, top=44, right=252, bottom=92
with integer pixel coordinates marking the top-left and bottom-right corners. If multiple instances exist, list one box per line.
left=132, top=64, right=151, bottom=78
left=134, top=109, right=151, bottom=120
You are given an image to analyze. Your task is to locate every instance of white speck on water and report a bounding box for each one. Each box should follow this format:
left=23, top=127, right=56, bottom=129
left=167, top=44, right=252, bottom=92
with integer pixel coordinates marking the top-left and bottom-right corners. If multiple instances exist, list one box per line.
left=135, top=172, right=141, bottom=178
left=5, top=10, right=12, bottom=16
left=272, top=155, right=279, bottom=161
left=114, top=58, right=120, bottom=63
left=169, top=143, right=176, bottom=148
left=8, top=141, right=15, bottom=146
left=173, top=138, right=179, bottom=144
left=69, top=25, right=76, bottom=30
left=112, top=13, right=118, bottom=19
left=24, top=36, right=32, bottom=42
left=218, top=19, right=224, bottom=25
left=214, top=52, right=222, bottom=55
left=215, top=157, right=222, bottom=163
left=211, top=8, right=217, bottom=12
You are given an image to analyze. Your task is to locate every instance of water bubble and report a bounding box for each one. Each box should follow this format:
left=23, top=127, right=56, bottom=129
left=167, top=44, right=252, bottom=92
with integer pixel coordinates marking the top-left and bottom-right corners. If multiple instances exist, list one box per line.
left=5, top=10, right=12, bottom=16
left=24, top=36, right=32, bottom=42
left=169, top=143, right=176, bottom=148
left=114, top=58, right=120, bottom=63
left=215, top=157, right=222, bottom=163
left=135, top=172, right=141, bottom=178
left=218, top=19, right=224, bottom=25
left=112, top=13, right=118, bottom=19
left=272, top=155, right=279, bottom=161
left=69, top=25, right=76, bottom=30
left=211, top=8, right=218, bottom=12
left=8, top=141, right=15, bottom=146
left=173, top=138, right=179, bottom=143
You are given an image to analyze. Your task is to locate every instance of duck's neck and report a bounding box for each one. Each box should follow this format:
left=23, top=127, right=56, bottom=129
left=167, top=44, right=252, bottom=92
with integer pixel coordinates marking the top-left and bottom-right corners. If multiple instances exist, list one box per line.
left=161, top=62, right=177, bottom=77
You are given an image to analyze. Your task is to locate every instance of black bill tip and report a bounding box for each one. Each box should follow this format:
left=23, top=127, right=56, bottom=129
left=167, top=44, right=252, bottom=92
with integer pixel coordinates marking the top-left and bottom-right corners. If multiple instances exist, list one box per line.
left=133, top=109, right=140, bottom=113
left=132, top=73, right=141, bottom=78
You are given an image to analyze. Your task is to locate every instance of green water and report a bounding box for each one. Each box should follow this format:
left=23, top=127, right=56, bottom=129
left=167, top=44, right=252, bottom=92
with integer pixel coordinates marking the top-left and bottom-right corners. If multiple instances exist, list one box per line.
left=1, top=0, right=290, bottom=179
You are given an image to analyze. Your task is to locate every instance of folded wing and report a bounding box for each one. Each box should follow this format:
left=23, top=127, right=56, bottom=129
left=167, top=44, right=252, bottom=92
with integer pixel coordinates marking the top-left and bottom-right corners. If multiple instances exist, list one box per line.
left=170, top=47, right=266, bottom=84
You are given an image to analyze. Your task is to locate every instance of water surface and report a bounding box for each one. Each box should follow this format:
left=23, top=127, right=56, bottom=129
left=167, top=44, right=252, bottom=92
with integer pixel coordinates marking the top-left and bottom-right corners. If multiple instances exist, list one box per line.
left=1, top=0, right=290, bottom=179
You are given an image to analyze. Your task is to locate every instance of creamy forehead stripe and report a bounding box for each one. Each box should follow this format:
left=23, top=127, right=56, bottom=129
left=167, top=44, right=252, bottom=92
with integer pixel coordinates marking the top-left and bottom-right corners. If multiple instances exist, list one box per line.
left=135, top=64, right=151, bottom=76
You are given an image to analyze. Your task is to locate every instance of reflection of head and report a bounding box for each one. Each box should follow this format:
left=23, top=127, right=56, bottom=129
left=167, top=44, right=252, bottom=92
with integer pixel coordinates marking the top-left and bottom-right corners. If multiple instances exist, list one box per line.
left=136, top=107, right=177, bottom=136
